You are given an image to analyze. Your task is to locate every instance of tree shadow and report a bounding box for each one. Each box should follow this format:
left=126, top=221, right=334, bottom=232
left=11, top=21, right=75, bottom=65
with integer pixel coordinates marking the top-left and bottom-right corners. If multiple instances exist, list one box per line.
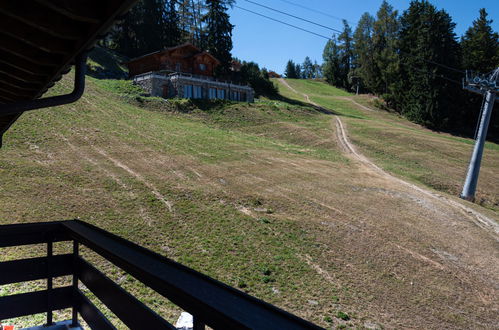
left=267, top=94, right=339, bottom=116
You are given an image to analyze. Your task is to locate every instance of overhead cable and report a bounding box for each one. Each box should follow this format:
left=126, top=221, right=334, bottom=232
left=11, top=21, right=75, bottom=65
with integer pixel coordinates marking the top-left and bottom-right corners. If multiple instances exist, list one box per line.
left=236, top=5, right=465, bottom=79
left=275, top=0, right=353, bottom=24
left=243, top=0, right=342, bottom=34
left=235, top=5, right=332, bottom=40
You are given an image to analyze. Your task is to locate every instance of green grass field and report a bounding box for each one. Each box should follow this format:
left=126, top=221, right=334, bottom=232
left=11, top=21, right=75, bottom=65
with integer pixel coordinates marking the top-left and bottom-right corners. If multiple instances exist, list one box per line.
left=1, top=75, right=498, bottom=329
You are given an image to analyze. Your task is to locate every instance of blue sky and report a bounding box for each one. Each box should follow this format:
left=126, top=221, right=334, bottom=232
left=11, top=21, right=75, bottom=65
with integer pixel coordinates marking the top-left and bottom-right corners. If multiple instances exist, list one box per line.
left=228, top=0, right=499, bottom=74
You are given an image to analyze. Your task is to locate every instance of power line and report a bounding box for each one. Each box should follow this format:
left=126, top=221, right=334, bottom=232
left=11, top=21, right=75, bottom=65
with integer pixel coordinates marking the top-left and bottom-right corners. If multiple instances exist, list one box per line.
left=275, top=0, right=353, bottom=25
left=235, top=5, right=332, bottom=41
left=399, top=52, right=465, bottom=74
left=401, top=61, right=462, bottom=86
left=236, top=5, right=465, bottom=79
left=243, top=0, right=342, bottom=34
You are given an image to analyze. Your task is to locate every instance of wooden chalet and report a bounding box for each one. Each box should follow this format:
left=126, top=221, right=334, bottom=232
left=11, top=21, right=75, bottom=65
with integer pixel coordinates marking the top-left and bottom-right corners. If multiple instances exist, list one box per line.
left=126, top=43, right=220, bottom=78
left=126, top=43, right=254, bottom=102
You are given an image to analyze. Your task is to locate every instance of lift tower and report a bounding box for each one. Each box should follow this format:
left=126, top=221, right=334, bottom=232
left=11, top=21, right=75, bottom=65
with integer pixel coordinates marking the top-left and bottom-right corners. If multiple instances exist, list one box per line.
left=460, top=68, right=499, bottom=201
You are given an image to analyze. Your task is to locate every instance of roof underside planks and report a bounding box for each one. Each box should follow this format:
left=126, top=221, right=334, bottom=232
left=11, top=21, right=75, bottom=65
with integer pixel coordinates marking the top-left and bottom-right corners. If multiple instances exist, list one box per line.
left=0, top=0, right=140, bottom=145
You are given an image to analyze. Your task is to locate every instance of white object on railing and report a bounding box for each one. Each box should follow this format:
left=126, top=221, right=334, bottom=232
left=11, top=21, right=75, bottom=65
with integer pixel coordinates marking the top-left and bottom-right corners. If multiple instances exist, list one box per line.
left=175, top=312, right=193, bottom=330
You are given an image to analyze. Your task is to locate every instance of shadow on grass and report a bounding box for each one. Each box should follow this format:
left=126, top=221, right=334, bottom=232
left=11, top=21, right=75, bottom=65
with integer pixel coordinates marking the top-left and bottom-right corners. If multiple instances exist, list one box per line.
left=267, top=94, right=342, bottom=116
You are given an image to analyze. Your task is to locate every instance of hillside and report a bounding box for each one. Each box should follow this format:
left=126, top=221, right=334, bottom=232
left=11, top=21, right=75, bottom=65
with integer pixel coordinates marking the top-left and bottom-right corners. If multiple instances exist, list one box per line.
left=1, top=74, right=498, bottom=329
left=276, top=78, right=499, bottom=211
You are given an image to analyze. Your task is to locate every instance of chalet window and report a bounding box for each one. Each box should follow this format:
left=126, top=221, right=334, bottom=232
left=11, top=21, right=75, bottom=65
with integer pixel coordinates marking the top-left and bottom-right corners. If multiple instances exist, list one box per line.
left=183, top=84, right=193, bottom=98
left=217, top=89, right=225, bottom=100
left=208, top=88, right=217, bottom=99
left=176, top=62, right=181, bottom=72
left=199, top=63, right=206, bottom=71
left=193, top=85, right=202, bottom=99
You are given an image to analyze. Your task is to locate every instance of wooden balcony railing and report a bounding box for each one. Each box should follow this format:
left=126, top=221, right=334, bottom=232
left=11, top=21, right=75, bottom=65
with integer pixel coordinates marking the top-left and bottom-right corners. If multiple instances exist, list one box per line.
left=0, top=220, right=321, bottom=329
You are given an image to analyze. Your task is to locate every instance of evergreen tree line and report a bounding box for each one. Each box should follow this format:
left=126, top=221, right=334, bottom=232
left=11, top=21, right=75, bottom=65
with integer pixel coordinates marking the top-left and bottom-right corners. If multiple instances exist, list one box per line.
left=108, top=0, right=234, bottom=74
left=321, top=1, right=499, bottom=139
left=284, top=57, right=323, bottom=79
left=107, top=0, right=277, bottom=96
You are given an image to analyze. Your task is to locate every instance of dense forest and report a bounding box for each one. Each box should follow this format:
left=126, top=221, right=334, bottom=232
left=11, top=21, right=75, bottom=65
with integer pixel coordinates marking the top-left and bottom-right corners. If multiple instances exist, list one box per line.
left=286, top=1, right=499, bottom=140
left=102, top=0, right=276, bottom=96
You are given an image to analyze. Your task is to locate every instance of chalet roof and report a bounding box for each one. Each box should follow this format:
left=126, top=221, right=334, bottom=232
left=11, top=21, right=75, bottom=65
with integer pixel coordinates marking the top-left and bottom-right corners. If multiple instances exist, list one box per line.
left=126, top=43, right=220, bottom=64
left=0, top=0, right=140, bottom=146
left=192, top=51, right=221, bottom=65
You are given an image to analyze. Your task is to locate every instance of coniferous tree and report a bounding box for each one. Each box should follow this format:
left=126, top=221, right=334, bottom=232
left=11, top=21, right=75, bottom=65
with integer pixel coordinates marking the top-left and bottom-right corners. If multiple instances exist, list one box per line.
left=111, top=0, right=183, bottom=57
left=352, top=12, right=376, bottom=92
left=204, top=0, right=235, bottom=75
left=111, top=3, right=145, bottom=57
left=141, top=0, right=167, bottom=52
left=284, top=60, right=298, bottom=78
left=372, top=0, right=400, bottom=98
left=461, top=9, right=499, bottom=73
left=240, top=62, right=277, bottom=96
left=295, top=63, right=302, bottom=79
left=461, top=8, right=499, bottom=139
left=302, top=56, right=314, bottom=79
left=164, top=0, right=182, bottom=47
left=397, top=0, right=461, bottom=129
left=313, top=60, right=322, bottom=78
left=338, top=20, right=354, bottom=89
left=323, top=36, right=341, bottom=86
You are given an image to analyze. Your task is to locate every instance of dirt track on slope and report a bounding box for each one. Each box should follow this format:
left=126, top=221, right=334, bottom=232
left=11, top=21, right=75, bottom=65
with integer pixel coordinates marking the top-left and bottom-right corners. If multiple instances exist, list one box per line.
left=279, top=78, right=499, bottom=239
left=277, top=77, right=499, bottom=328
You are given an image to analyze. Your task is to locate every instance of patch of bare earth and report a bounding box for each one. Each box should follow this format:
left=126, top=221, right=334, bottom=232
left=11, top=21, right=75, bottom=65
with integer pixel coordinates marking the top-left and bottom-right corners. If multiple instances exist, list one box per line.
left=276, top=80, right=499, bottom=328
left=67, top=131, right=498, bottom=328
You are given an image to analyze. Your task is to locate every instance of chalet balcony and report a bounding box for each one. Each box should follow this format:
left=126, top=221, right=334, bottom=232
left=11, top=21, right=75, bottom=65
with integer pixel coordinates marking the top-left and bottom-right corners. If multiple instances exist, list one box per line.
left=132, top=71, right=255, bottom=102
left=0, top=220, right=321, bottom=330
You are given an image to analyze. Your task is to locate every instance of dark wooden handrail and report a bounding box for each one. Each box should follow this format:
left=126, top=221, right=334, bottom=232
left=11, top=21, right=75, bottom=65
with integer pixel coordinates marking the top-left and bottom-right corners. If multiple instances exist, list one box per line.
left=0, top=220, right=322, bottom=329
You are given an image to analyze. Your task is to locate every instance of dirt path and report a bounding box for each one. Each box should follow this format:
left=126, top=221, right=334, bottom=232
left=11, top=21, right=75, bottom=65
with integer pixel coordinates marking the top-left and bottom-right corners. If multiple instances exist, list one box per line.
left=279, top=78, right=499, bottom=238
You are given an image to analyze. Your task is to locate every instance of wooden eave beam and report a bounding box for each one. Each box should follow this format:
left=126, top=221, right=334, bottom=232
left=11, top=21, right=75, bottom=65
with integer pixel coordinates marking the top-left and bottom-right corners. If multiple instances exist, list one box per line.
left=0, top=35, right=63, bottom=67
left=0, top=51, right=55, bottom=76
left=0, top=66, right=48, bottom=84
left=0, top=85, right=34, bottom=99
left=0, top=23, right=71, bottom=55
left=0, top=82, right=38, bottom=96
left=34, top=0, right=104, bottom=24
left=0, top=74, right=43, bottom=92
left=0, top=1, right=85, bottom=40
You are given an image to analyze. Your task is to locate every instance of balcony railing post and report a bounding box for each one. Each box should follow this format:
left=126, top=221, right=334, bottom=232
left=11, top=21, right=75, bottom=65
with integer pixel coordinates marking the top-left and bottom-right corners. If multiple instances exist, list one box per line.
left=71, top=240, right=79, bottom=327
left=193, top=316, right=205, bottom=330
left=46, top=238, right=53, bottom=326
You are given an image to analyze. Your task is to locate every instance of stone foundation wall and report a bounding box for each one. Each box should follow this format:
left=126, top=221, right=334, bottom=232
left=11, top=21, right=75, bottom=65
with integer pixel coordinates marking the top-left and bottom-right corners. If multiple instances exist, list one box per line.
left=133, top=73, right=254, bottom=102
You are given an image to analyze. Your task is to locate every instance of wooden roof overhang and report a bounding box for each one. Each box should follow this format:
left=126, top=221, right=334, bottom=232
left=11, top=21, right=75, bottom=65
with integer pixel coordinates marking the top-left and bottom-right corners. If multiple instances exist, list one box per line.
left=192, top=52, right=221, bottom=65
left=125, top=43, right=213, bottom=65
left=0, top=0, right=140, bottom=147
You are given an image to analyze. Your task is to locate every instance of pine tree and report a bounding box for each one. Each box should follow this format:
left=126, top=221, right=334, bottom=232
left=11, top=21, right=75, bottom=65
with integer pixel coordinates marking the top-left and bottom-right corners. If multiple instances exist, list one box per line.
left=240, top=62, right=277, bottom=96
left=284, top=60, right=297, bottom=78
left=111, top=0, right=181, bottom=57
left=302, top=56, right=314, bottom=79
left=164, top=0, right=182, bottom=47
left=322, top=36, right=341, bottom=86
left=398, top=0, right=461, bottom=129
left=204, top=0, right=235, bottom=75
left=111, top=3, right=144, bottom=57
left=295, top=63, right=302, bottom=79
left=461, top=9, right=499, bottom=139
left=352, top=12, right=376, bottom=92
left=338, top=20, right=353, bottom=89
left=461, top=9, right=499, bottom=73
left=372, top=0, right=400, bottom=98
left=313, top=60, right=322, bottom=78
